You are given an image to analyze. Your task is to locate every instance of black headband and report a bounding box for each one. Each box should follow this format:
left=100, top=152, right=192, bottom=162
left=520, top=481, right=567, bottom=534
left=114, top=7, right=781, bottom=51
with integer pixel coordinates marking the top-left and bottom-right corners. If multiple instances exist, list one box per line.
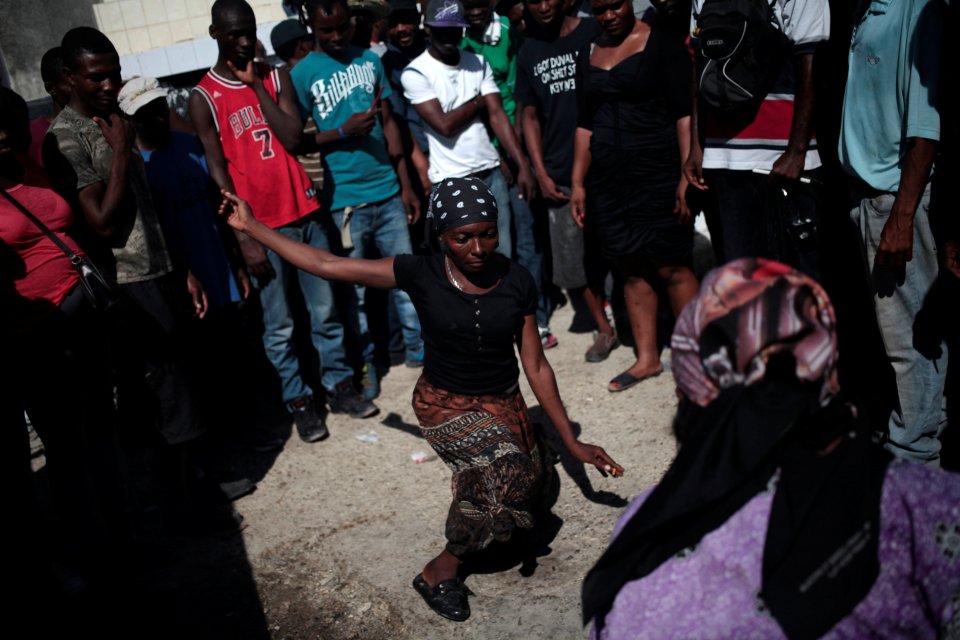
left=427, top=176, right=499, bottom=237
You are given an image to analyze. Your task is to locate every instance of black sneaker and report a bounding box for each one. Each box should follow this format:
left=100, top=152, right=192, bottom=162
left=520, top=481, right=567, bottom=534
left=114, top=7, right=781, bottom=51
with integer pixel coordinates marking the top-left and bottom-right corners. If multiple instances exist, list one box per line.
left=218, top=478, right=257, bottom=502
left=290, top=396, right=330, bottom=442
left=328, top=380, right=379, bottom=419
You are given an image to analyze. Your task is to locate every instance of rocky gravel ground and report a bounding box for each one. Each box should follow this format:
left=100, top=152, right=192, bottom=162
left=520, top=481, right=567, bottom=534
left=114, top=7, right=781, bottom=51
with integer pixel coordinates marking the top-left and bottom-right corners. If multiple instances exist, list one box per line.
left=30, top=241, right=714, bottom=639
left=174, top=298, right=684, bottom=640
left=132, top=222, right=726, bottom=639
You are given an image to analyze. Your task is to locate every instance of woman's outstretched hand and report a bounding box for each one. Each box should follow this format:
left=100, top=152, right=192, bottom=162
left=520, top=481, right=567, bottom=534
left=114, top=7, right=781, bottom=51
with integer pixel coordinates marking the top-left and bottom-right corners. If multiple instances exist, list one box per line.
left=219, top=190, right=254, bottom=233
left=569, top=441, right=624, bottom=478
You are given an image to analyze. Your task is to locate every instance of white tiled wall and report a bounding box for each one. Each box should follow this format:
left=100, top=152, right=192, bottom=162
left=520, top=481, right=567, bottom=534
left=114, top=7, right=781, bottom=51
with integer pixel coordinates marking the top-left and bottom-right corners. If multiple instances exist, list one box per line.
left=118, top=0, right=147, bottom=29
left=118, top=19, right=284, bottom=81
left=166, top=0, right=189, bottom=23
left=94, top=0, right=289, bottom=65
left=93, top=2, right=125, bottom=33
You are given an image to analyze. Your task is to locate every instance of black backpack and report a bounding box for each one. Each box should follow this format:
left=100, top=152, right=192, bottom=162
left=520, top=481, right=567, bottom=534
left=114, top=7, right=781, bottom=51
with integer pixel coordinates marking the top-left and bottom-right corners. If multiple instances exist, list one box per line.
left=693, top=0, right=792, bottom=112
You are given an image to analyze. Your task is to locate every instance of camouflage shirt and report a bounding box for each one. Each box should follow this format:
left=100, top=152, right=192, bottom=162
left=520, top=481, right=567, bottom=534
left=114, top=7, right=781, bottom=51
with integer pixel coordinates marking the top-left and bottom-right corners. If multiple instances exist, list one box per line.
left=46, top=106, right=171, bottom=284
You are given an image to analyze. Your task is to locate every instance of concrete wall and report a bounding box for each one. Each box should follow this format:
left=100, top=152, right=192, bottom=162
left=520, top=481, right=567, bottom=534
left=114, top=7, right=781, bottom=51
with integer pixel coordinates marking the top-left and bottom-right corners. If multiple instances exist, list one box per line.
left=92, top=0, right=288, bottom=56
left=119, top=19, right=284, bottom=80
left=0, top=0, right=98, bottom=101
left=0, top=0, right=289, bottom=101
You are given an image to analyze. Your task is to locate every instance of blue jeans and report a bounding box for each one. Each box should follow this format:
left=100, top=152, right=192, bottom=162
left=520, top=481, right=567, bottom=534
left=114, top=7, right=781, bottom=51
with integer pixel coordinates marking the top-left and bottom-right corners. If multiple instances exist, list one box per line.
left=331, top=196, right=424, bottom=361
left=477, top=168, right=512, bottom=259
left=509, top=180, right=550, bottom=328
left=851, top=185, right=947, bottom=464
left=258, top=212, right=353, bottom=405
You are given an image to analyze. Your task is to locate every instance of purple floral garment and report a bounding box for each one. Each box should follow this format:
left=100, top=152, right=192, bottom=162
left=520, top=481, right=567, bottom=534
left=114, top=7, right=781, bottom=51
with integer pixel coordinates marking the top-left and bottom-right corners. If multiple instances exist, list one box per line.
left=591, top=462, right=960, bottom=639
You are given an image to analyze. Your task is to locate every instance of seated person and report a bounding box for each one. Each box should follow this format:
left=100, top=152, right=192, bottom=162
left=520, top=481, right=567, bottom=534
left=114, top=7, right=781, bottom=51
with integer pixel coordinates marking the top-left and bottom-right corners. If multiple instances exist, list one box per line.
left=583, top=258, right=960, bottom=639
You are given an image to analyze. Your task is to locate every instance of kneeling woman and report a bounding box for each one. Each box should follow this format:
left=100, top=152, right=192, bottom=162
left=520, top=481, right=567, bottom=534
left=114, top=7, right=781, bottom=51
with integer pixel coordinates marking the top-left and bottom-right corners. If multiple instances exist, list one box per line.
left=220, top=178, right=623, bottom=622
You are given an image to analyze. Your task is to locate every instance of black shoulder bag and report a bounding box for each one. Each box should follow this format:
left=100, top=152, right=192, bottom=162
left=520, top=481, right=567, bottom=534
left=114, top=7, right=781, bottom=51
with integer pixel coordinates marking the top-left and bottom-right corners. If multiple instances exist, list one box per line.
left=1, top=188, right=120, bottom=312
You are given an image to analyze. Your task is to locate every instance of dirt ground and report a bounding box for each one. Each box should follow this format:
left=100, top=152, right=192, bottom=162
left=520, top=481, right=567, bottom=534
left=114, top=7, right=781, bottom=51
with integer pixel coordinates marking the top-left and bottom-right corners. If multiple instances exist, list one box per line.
left=133, top=297, right=681, bottom=640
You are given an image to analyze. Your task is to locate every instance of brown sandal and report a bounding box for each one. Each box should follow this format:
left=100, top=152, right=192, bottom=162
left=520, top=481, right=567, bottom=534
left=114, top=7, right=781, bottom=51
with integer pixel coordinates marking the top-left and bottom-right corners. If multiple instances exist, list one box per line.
left=585, top=332, right=620, bottom=363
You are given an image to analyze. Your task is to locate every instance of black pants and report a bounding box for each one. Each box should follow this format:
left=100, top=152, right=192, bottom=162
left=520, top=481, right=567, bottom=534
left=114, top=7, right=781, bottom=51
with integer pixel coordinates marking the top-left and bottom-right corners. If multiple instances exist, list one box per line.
left=701, top=168, right=824, bottom=278
left=2, top=286, right=126, bottom=590
left=114, top=272, right=204, bottom=445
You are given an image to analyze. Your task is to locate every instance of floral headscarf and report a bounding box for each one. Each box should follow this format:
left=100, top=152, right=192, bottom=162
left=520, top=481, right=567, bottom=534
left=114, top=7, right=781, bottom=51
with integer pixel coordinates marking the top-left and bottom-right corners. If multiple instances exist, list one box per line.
left=671, top=258, right=840, bottom=407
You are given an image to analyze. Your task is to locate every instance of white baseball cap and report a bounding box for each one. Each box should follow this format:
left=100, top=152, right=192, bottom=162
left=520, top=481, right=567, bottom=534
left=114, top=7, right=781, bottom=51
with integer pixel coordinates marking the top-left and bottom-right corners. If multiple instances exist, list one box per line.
left=117, top=76, right=168, bottom=116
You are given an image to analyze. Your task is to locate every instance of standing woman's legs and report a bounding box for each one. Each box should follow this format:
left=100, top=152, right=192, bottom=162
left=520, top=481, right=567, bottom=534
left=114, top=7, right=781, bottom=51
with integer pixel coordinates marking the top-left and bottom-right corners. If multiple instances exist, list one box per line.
left=658, top=264, right=699, bottom=317
left=583, top=222, right=617, bottom=339
left=609, top=258, right=698, bottom=389
left=615, top=256, right=664, bottom=384
left=582, top=285, right=615, bottom=339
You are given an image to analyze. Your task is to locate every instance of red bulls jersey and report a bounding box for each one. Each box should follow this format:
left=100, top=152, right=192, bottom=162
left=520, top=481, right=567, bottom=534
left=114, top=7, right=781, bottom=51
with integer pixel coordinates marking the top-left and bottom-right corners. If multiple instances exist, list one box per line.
left=193, top=67, right=318, bottom=229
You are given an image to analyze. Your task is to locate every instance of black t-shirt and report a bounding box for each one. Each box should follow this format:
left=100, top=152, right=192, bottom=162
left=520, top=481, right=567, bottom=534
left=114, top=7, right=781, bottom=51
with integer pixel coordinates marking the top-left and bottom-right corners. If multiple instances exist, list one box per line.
left=394, top=253, right=537, bottom=395
left=515, top=18, right=603, bottom=187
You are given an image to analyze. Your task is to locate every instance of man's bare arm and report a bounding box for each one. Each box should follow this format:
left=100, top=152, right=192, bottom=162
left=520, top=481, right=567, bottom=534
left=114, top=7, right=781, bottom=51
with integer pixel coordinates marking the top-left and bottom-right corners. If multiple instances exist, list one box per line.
left=770, top=52, right=815, bottom=181
left=522, top=103, right=567, bottom=202
left=76, top=114, right=136, bottom=237
left=229, top=61, right=303, bottom=153
left=876, top=137, right=938, bottom=268
left=485, top=93, right=535, bottom=201
left=381, top=100, right=421, bottom=223
left=189, top=91, right=236, bottom=193
left=189, top=89, right=273, bottom=277
left=411, top=95, right=486, bottom=138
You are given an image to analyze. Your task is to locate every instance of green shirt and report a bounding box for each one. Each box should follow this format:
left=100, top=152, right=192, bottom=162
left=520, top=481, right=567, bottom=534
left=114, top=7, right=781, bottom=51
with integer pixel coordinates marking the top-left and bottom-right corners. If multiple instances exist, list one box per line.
left=462, top=15, right=522, bottom=124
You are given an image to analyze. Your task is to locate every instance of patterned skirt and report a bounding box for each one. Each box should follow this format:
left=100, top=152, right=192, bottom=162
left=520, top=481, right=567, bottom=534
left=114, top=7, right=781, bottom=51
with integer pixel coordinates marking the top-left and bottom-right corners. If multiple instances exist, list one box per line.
left=412, top=376, right=546, bottom=556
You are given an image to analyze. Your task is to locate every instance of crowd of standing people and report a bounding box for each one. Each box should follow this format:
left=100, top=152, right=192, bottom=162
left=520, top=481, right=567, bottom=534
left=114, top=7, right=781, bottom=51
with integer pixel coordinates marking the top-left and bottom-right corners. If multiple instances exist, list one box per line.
left=2, top=0, right=957, bottom=634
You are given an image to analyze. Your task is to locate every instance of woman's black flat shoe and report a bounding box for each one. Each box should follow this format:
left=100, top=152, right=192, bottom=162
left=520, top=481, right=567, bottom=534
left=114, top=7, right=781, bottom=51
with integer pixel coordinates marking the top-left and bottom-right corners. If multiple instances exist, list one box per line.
left=412, top=573, right=472, bottom=621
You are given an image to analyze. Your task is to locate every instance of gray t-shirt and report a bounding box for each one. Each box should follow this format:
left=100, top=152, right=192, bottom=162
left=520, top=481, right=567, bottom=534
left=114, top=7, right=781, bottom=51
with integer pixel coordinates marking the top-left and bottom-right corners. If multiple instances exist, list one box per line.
left=46, top=106, right=171, bottom=284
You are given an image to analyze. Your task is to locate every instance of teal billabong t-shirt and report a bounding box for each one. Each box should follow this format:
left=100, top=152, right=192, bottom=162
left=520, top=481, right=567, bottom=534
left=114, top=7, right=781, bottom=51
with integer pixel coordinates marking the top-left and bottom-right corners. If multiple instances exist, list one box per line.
left=291, top=47, right=399, bottom=210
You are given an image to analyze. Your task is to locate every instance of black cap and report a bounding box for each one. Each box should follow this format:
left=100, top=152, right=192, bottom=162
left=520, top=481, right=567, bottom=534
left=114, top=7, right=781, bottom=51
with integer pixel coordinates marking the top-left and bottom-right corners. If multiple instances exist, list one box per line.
left=348, top=0, right=392, bottom=19
left=423, top=0, right=469, bottom=27
left=390, top=0, right=421, bottom=13
left=270, top=19, right=309, bottom=52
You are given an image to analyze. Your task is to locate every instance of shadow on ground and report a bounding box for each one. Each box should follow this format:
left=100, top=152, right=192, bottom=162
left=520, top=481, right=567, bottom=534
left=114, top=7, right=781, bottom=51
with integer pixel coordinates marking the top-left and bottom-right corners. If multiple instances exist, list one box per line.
left=529, top=406, right=629, bottom=509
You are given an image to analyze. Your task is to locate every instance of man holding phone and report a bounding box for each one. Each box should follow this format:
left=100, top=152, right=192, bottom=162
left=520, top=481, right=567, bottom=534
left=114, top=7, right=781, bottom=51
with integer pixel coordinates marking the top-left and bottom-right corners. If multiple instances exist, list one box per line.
left=291, top=0, right=425, bottom=392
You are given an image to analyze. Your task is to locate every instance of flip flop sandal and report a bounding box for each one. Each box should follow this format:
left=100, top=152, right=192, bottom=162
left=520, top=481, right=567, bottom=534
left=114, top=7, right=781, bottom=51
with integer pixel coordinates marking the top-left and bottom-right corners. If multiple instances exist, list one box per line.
left=412, top=573, right=473, bottom=622
left=607, top=369, right=663, bottom=393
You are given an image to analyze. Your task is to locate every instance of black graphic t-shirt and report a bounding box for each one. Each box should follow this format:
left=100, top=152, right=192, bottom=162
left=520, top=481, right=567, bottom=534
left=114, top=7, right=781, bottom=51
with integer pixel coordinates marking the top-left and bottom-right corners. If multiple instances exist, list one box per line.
left=515, top=18, right=602, bottom=186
